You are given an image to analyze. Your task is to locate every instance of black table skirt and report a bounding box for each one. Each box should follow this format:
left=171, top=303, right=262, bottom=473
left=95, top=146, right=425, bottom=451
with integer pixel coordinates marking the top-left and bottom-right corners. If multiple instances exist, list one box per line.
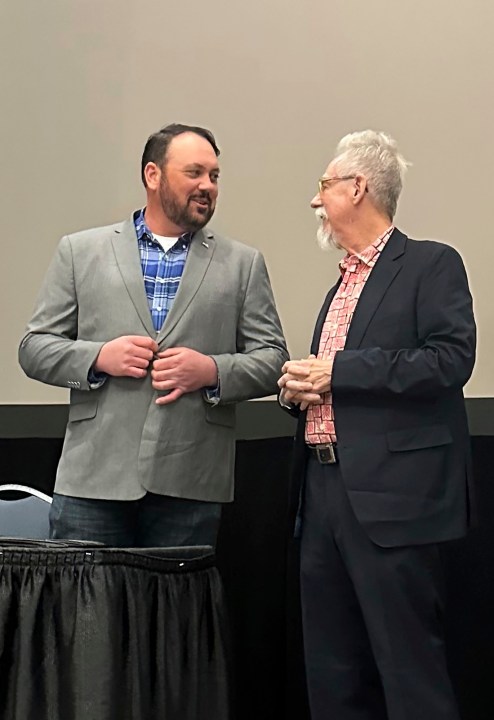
left=0, top=541, right=231, bottom=720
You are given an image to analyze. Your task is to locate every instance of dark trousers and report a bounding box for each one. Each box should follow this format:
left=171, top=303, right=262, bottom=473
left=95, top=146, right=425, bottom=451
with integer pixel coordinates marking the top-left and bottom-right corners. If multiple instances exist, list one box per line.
left=49, top=492, right=222, bottom=547
left=300, top=457, right=460, bottom=720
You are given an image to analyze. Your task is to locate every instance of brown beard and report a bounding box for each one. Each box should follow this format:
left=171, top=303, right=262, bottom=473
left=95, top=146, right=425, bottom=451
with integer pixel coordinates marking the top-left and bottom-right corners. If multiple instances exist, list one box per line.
left=159, top=179, right=215, bottom=231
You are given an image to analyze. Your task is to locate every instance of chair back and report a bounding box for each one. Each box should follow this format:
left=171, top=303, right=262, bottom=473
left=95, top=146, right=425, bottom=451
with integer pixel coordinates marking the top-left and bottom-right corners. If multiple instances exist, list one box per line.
left=0, top=484, right=52, bottom=540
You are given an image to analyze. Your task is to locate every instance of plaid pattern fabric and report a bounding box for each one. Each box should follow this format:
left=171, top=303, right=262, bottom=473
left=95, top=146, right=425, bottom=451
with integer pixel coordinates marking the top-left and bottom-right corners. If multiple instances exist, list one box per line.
left=305, top=226, right=394, bottom=444
left=134, top=210, right=192, bottom=331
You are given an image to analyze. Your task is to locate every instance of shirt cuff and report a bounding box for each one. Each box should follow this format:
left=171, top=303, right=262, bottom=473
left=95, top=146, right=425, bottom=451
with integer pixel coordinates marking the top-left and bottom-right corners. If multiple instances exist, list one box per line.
left=203, top=384, right=220, bottom=405
left=278, top=388, right=294, bottom=410
left=87, top=368, right=107, bottom=390
left=203, top=357, right=220, bottom=405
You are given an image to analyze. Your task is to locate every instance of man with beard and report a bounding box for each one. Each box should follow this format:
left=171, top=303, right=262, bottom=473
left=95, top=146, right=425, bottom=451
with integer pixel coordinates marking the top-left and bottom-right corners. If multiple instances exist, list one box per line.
left=278, top=130, right=475, bottom=720
left=19, top=123, right=287, bottom=547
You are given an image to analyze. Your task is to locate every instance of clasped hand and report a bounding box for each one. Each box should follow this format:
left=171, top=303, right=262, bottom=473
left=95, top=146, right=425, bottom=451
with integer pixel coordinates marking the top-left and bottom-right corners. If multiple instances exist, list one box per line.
left=94, top=336, right=217, bottom=405
left=277, top=355, right=332, bottom=410
left=151, top=347, right=217, bottom=405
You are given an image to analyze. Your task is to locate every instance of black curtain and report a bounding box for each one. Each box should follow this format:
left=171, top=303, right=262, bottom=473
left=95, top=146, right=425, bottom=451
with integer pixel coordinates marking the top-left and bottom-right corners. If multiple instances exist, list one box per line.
left=0, top=542, right=231, bottom=720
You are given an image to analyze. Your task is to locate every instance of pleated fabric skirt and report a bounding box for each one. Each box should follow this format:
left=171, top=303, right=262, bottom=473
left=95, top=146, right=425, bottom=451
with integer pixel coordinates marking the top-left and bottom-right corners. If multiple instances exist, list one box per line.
left=0, top=540, right=231, bottom=720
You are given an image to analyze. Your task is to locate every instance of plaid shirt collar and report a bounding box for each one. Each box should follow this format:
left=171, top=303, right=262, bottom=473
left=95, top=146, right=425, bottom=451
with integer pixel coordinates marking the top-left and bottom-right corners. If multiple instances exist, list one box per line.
left=133, top=209, right=193, bottom=248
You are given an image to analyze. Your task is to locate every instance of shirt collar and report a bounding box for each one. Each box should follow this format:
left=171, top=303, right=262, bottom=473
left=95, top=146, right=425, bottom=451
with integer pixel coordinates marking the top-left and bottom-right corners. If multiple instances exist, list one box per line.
left=339, top=225, right=394, bottom=275
left=133, top=209, right=193, bottom=247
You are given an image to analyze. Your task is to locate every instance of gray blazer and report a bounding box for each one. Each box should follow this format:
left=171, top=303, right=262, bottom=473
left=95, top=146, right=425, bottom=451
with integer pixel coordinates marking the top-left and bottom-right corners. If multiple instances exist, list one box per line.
left=19, top=217, right=288, bottom=502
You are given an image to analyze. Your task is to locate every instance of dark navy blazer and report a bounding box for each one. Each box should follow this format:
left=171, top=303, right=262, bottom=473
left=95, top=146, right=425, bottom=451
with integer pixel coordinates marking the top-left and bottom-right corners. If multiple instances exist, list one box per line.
left=291, top=228, right=476, bottom=547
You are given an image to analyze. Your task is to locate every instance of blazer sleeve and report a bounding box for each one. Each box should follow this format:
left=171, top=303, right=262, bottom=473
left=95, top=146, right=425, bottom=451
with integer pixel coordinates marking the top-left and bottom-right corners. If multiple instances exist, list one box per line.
left=209, top=250, right=288, bottom=403
left=18, top=235, right=105, bottom=390
left=332, top=244, right=476, bottom=398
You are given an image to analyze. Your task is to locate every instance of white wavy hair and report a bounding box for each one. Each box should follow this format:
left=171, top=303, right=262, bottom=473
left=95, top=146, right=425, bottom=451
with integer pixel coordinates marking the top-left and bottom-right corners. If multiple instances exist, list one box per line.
left=332, top=130, right=410, bottom=219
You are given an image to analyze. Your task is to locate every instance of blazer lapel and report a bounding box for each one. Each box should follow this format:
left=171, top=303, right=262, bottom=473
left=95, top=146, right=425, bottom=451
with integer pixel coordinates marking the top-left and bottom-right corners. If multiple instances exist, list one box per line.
left=157, top=228, right=215, bottom=343
left=345, top=229, right=407, bottom=349
left=112, top=219, right=155, bottom=337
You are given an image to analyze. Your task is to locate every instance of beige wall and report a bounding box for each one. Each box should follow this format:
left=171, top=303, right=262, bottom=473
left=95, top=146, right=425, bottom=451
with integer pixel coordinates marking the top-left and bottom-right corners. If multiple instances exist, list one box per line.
left=2, top=0, right=493, bottom=403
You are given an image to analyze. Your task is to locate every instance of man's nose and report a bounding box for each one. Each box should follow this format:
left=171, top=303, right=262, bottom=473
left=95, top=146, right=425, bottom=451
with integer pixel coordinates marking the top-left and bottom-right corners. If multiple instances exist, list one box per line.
left=310, top=193, right=322, bottom=208
left=198, top=175, right=216, bottom=194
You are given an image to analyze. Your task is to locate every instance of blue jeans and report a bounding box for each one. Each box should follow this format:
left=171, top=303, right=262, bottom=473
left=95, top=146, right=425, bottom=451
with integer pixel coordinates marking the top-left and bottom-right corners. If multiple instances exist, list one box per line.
left=49, top=492, right=222, bottom=548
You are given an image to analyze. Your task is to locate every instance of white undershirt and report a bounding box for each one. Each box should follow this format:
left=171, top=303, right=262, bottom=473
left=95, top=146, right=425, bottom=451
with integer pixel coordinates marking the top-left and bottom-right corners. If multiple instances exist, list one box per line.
left=152, top=233, right=184, bottom=253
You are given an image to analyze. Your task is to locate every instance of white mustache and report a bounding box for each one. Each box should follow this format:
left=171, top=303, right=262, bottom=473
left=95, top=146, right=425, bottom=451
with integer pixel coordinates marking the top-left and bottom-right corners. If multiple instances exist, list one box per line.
left=315, top=208, right=327, bottom=221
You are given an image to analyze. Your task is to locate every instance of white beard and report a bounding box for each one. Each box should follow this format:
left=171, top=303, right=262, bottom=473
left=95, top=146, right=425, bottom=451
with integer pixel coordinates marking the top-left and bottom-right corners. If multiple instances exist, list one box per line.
left=315, top=209, right=341, bottom=251
left=316, top=223, right=332, bottom=251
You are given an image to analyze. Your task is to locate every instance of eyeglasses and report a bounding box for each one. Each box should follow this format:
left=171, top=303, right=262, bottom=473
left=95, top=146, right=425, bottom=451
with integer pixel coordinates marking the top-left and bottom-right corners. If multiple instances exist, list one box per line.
left=318, top=175, right=356, bottom=194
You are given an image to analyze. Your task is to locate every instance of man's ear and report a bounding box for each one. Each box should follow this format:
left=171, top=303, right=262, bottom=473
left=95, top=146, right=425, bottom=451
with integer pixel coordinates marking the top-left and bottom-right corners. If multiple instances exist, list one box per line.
left=143, top=162, right=161, bottom=191
left=353, top=174, right=367, bottom=203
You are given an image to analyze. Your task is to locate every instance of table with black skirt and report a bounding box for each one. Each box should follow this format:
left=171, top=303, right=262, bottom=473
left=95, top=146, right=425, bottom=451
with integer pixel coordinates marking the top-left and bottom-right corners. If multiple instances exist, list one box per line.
left=0, top=540, right=231, bottom=720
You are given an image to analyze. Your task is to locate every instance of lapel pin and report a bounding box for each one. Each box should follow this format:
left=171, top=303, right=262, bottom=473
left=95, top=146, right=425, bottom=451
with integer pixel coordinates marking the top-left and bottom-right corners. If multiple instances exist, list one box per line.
left=202, top=241, right=209, bottom=248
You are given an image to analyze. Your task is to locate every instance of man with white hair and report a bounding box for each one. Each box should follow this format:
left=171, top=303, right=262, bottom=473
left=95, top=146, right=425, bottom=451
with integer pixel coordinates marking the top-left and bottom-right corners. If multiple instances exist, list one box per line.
left=278, top=130, right=476, bottom=720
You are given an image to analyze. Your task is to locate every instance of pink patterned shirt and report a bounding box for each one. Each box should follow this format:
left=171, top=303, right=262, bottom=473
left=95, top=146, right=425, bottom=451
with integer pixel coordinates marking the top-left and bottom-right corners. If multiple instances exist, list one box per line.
left=305, top=226, right=394, bottom=445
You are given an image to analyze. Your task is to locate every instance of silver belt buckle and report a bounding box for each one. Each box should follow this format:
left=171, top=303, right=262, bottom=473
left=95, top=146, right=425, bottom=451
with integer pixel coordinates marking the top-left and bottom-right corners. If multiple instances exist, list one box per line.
left=316, top=443, right=337, bottom=465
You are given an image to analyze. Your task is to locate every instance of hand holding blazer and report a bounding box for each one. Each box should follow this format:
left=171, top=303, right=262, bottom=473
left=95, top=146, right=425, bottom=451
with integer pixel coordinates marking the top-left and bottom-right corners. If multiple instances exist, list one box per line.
left=19, top=217, right=288, bottom=503
left=292, top=229, right=476, bottom=547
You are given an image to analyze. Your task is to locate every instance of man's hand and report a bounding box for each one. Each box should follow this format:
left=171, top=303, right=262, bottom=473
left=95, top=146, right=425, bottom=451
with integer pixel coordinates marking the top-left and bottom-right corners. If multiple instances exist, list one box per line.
left=278, top=356, right=320, bottom=410
left=280, top=385, right=322, bottom=411
left=94, top=336, right=158, bottom=378
left=152, top=347, right=218, bottom=405
left=284, top=356, right=333, bottom=395
left=278, top=354, right=333, bottom=410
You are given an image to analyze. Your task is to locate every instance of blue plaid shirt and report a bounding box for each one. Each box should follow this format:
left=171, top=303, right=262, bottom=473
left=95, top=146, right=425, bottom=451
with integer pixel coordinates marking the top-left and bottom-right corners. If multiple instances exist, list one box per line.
left=89, top=211, right=219, bottom=398
left=134, top=209, right=192, bottom=331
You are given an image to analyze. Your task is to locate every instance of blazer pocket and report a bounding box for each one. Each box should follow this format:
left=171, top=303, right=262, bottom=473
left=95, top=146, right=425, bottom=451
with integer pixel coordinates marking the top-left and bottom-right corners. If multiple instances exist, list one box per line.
left=68, top=396, right=98, bottom=422
left=387, top=424, right=452, bottom=452
left=205, top=404, right=235, bottom=428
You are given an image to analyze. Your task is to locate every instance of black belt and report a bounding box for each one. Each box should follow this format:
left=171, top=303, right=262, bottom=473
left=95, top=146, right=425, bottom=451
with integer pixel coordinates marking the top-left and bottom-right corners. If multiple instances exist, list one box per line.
left=307, top=443, right=338, bottom=465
